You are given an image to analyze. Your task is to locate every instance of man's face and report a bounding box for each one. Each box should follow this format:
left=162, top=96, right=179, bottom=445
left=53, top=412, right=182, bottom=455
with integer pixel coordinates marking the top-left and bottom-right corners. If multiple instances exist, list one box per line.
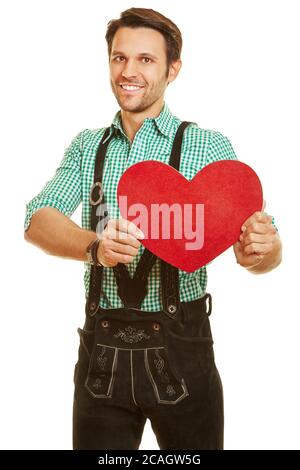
left=109, top=27, right=174, bottom=113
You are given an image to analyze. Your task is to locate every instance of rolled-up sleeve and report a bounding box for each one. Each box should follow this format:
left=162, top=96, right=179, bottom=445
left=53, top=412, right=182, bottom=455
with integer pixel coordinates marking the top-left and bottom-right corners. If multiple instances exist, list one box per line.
left=24, top=129, right=86, bottom=231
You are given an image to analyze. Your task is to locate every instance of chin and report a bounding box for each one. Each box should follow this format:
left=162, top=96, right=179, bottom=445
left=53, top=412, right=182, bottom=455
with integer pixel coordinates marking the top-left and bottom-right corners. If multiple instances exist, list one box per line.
left=118, top=100, right=146, bottom=113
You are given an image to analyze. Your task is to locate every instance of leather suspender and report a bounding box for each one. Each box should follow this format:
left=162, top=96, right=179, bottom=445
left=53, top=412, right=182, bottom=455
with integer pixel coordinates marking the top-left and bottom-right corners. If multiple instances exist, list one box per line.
left=160, top=121, right=192, bottom=318
left=86, top=127, right=114, bottom=316
left=86, top=121, right=192, bottom=318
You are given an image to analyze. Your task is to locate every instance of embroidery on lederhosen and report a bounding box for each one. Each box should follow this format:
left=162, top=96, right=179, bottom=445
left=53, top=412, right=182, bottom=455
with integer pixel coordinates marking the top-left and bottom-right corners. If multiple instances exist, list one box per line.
left=153, top=349, right=175, bottom=396
left=85, top=344, right=118, bottom=398
left=113, top=326, right=150, bottom=344
left=145, top=348, right=189, bottom=404
left=166, top=385, right=176, bottom=396
left=97, top=346, right=107, bottom=370
left=93, top=378, right=102, bottom=390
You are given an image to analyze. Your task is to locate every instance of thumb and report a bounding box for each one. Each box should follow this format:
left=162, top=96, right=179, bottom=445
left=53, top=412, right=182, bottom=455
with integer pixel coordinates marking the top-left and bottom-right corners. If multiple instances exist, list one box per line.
left=262, top=199, right=266, bottom=211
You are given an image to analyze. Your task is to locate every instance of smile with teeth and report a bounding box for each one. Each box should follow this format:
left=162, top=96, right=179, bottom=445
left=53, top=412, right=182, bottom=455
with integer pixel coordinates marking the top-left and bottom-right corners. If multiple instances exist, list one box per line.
left=120, top=84, right=144, bottom=92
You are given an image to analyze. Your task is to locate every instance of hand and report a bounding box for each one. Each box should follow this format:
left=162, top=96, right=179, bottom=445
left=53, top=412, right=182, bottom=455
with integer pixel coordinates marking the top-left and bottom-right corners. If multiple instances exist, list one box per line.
left=96, top=218, right=144, bottom=267
left=233, top=200, right=278, bottom=269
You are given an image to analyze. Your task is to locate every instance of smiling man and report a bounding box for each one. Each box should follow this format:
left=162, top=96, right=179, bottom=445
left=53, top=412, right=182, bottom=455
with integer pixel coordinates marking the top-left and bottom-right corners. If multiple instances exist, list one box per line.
left=24, top=8, right=282, bottom=450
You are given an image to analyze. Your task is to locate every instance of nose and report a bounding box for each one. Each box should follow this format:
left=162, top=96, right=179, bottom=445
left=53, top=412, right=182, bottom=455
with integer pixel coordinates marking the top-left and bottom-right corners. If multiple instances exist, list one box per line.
left=121, top=58, right=139, bottom=79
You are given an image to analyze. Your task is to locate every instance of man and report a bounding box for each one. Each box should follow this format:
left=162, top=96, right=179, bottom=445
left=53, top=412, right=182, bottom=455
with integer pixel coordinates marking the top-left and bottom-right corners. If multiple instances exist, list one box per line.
left=24, top=8, right=282, bottom=450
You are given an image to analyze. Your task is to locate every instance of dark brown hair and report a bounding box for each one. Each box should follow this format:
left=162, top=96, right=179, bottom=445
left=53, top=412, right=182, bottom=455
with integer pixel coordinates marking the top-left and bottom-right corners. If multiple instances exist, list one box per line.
left=105, top=8, right=182, bottom=73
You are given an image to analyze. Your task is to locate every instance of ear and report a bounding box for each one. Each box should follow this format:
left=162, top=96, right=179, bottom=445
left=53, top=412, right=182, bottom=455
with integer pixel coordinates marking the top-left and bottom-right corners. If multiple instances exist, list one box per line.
left=167, top=59, right=182, bottom=84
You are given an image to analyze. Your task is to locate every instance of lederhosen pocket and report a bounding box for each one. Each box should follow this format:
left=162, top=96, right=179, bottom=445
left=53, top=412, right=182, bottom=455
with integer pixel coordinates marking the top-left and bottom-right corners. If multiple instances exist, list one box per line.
left=143, top=345, right=189, bottom=405
left=85, top=343, right=118, bottom=398
left=84, top=319, right=118, bottom=399
left=164, top=302, right=216, bottom=379
left=74, top=327, right=95, bottom=386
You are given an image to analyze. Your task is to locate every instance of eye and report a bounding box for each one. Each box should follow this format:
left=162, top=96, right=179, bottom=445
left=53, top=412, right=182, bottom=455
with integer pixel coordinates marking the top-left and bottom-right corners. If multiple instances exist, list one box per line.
left=142, top=57, right=152, bottom=64
left=114, top=56, right=125, bottom=62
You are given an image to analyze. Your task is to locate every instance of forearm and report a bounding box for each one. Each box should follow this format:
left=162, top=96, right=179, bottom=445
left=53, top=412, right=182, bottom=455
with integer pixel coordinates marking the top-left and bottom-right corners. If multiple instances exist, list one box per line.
left=24, top=207, right=96, bottom=262
left=247, top=233, right=282, bottom=274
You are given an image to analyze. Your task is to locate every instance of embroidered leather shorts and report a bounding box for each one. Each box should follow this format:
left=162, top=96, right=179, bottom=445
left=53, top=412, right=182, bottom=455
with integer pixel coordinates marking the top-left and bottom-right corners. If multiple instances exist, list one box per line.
left=73, top=294, right=224, bottom=450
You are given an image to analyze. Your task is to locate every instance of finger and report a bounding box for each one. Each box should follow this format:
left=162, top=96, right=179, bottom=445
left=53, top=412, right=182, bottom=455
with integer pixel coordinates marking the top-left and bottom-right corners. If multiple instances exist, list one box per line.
left=105, top=239, right=139, bottom=256
left=241, top=213, right=273, bottom=232
left=112, top=218, right=144, bottom=239
left=240, top=229, right=274, bottom=246
left=105, top=228, right=142, bottom=248
left=242, top=254, right=264, bottom=268
left=242, top=220, right=275, bottom=241
left=234, top=241, right=264, bottom=268
left=262, top=199, right=266, bottom=211
left=107, top=250, right=135, bottom=265
left=243, top=242, right=273, bottom=256
left=242, top=223, right=270, bottom=237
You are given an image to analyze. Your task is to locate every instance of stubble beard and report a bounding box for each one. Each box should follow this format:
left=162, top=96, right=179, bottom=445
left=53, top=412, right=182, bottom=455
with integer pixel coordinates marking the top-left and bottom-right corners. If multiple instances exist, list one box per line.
left=110, top=76, right=167, bottom=113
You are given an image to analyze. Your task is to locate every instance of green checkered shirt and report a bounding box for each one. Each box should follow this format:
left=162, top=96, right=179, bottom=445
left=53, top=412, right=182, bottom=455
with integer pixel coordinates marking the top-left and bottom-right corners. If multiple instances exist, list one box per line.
left=24, top=102, right=274, bottom=311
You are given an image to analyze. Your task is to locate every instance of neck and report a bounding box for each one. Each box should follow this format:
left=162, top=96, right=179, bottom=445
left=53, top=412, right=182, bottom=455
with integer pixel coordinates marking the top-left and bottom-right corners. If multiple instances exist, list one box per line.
left=120, top=97, right=165, bottom=143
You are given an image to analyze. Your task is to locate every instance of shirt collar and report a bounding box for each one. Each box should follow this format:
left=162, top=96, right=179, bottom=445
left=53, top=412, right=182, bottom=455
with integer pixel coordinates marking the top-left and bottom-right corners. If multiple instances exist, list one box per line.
left=109, top=101, right=176, bottom=140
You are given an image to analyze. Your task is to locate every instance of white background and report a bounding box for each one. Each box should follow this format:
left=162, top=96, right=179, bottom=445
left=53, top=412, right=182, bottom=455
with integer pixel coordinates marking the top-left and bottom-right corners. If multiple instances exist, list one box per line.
left=0, top=0, right=299, bottom=450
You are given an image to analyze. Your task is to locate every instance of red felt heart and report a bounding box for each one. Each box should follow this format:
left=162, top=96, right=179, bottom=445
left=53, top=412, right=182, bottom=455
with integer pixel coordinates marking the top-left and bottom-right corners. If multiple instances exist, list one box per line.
left=117, top=160, right=263, bottom=272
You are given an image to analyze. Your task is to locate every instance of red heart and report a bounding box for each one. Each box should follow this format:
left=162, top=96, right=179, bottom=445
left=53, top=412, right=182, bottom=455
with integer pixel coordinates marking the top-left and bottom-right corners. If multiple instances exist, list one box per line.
left=117, top=160, right=263, bottom=272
